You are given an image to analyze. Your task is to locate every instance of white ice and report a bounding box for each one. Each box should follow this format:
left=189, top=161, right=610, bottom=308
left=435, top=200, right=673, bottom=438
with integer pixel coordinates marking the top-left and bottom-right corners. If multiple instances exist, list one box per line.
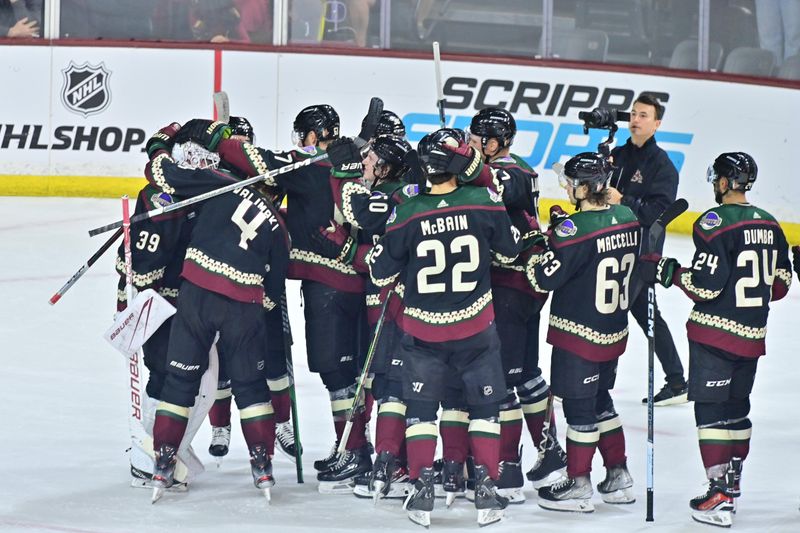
left=1, top=197, right=797, bottom=532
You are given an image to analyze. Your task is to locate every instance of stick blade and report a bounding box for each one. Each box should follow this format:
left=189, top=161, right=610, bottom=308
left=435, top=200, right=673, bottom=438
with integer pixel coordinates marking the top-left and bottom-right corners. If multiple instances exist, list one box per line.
left=646, top=198, right=689, bottom=254
left=356, top=97, right=384, bottom=146
left=213, top=91, right=230, bottom=123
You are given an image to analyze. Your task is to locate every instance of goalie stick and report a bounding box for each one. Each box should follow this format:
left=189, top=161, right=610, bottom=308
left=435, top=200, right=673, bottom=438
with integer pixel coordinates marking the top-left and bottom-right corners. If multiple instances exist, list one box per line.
left=642, top=198, right=689, bottom=522
left=87, top=97, right=385, bottom=237
left=48, top=227, right=123, bottom=305
left=432, top=42, right=446, bottom=128
left=337, top=290, right=394, bottom=455
left=213, top=91, right=230, bottom=123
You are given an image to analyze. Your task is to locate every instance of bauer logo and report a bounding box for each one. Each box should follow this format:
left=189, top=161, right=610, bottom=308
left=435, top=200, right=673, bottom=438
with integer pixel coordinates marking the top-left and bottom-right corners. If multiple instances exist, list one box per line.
left=699, top=211, right=722, bottom=231
left=60, top=62, right=112, bottom=117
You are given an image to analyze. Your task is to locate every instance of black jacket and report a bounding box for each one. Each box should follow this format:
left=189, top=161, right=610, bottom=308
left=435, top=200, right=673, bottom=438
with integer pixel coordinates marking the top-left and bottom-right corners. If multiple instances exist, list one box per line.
left=610, top=135, right=679, bottom=230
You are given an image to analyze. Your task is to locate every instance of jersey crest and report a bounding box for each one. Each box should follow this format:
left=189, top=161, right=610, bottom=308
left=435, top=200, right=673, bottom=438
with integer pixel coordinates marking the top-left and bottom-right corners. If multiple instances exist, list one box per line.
left=554, top=219, right=578, bottom=238
left=151, top=191, right=174, bottom=207
left=699, top=211, right=722, bottom=231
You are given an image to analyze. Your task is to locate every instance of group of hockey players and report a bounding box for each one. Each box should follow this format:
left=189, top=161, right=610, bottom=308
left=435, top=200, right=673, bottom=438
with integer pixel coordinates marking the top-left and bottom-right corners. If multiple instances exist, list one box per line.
left=116, top=92, right=799, bottom=528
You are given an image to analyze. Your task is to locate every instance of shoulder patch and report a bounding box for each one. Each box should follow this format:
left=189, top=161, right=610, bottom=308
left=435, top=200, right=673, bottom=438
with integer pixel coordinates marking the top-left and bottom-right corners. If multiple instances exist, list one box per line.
left=554, top=219, right=578, bottom=238
left=402, top=184, right=419, bottom=197
left=151, top=191, right=174, bottom=207
left=699, top=211, right=722, bottom=231
left=488, top=187, right=503, bottom=203
left=386, top=207, right=397, bottom=225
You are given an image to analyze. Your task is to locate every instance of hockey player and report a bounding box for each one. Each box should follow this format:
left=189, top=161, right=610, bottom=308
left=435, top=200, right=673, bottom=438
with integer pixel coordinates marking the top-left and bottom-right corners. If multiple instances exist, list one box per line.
left=146, top=120, right=290, bottom=502
left=205, top=116, right=297, bottom=464
left=640, top=152, right=792, bottom=527
left=794, top=246, right=800, bottom=280
left=212, top=105, right=373, bottom=492
left=368, top=130, right=520, bottom=527
left=464, top=107, right=566, bottom=500
left=526, top=152, right=639, bottom=513
left=118, top=123, right=199, bottom=487
left=314, top=133, right=419, bottom=500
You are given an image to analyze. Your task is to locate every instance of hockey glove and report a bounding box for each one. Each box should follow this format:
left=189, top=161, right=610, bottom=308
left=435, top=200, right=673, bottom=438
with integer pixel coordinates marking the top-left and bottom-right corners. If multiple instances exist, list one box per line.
left=146, top=122, right=181, bottom=159
left=326, top=137, right=363, bottom=167
left=312, top=222, right=357, bottom=264
left=548, top=205, right=569, bottom=226
left=521, top=229, right=547, bottom=252
left=440, top=142, right=482, bottom=181
left=792, top=245, right=800, bottom=280
left=174, top=118, right=231, bottom=151
left=640, top=253, right=678, bottom=288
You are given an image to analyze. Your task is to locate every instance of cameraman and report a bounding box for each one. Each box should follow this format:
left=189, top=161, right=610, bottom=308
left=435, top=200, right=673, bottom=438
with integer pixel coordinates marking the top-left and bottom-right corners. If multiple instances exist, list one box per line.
left=607, top=93, right=688, bottom=406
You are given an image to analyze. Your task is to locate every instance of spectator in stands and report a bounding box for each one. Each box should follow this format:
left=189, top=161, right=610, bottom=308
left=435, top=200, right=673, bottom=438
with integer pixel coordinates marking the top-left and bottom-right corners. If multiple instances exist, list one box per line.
left=235, top=0, right=271, bottom=43
left=755, top=0, right=800, bottom=66
left=349, top=0, right=374, bottom=47
left=191, top=0, right=249, bottom=43
left=1, top=0, right=41, bottom=38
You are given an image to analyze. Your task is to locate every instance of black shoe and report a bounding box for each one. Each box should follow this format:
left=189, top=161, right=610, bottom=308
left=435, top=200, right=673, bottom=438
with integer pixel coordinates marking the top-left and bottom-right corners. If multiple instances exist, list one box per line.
left=526, top=439, right=567, bottom=489
left=642, top=382, right=689, bottom=406
left=208, top=425, right=231, bottom=457
left=473, top=464, right=508, bottom=526
left=317, top=446, right=373, bottom=494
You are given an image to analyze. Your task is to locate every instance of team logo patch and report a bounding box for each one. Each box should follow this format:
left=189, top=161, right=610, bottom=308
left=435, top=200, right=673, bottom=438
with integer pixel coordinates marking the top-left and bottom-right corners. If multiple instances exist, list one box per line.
left=150, top=192, right=173, bottom=207
left=402, top=184, right=419, bottom=197
left=699, top=211, right=722, bottom=230
left=554, top=219, right=577, bottom=238
left=386, top=207, right=397, bottom=224
left=488, top=188, right=502, bottom=203
left=60, top=62, right=112, bottom=117
left=630, top=169, right=644, bottom=184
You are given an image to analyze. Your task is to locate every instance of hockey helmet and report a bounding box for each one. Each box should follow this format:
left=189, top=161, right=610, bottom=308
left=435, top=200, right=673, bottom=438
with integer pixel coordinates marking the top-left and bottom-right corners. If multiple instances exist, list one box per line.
left=362, top=110, right=406, bottom=138
left=171, top=141, right=220, bottom=170
left=293, top=104, right=340, bottom=145
left=228, top=116, right=256, bottom=143
left=468, top=107, right=516, bottom=149
left=370, top=135, right=412, bottom=181
left=559, top=152, right=613, bottom=192
left=707, top=152, right=757, bottom=191
left=417, top=128, right=469, bottom=175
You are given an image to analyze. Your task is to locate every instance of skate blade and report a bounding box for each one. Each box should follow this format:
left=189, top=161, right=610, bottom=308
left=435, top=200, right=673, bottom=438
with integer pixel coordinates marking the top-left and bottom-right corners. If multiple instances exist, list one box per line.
left=691, top=509, right=732, bottom=528
left=134, top=478, right=188, bottom=492
left=537, top=497, right=595, bottom=513
left=262, top=487, right=272, bottom=504
left=407, top=510, right=431, bottom=528
left=477, top=508, right=505, bottom=527
left=445, top=491, right=457, bottom=508
left=151, top=487, right=165, bottom=504
left=600, top=487, right=636, bottom=504
left=317, top=479, right=356, bottom=494
left=530, top=468, right=568, bottom=490
left=496, top=487, right=526, bottom=504
left=215, top=457, right=224, bottom=469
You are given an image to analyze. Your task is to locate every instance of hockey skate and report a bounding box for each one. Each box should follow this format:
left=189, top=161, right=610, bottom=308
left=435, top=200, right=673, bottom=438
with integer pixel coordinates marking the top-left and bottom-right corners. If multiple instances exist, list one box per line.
left=249, top=445, right=275, bottom=503
left=432, top=458, right=446, bottom=497
left=151, top=444, right=178, bottom=504
left=496, top=451, right=526, bottom=504
left=597, top=463, right=635, bottom=504
left=317, top=446, right=373, bottom=494
left=403, top=467, right=435, bottom=528
left=643, top=382, right=689, bottom=406
left=353, top=454, right=410, bottom=501
left=314, top=440, right=340, bottom=471
left=275, top=420, right=299, bottom=462
left=690, top=477, right=734, bottom=528
left=537, top=475, right=594, bottom=513
left=473, top=464, right=509, bottom=527
left=208, top=425, right=231, bottom=466
left=441, top=460, right=466, bottom=507
left=728, top=457, right=742, bottom=514
left=526, top=438, right=567, bottom=489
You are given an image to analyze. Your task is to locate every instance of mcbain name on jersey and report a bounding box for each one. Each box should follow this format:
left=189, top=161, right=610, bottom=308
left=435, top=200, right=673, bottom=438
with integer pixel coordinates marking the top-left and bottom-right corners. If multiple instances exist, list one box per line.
left=421, top=214, right=470, bottom=236
left=596, top=230, right=639, bottom=253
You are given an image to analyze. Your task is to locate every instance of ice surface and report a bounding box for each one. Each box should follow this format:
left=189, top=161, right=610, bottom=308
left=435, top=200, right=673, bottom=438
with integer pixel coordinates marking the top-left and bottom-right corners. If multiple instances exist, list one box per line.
left=1, top=197, right=797, bottom=532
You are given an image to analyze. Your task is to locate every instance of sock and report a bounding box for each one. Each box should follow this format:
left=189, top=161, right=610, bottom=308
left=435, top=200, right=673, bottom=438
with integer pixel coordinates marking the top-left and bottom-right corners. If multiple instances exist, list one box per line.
left=698, top=424, right=732, bottom=472
left=240, top=402, right=275, bottom=455
left=468, top=418, right=501, bottom=479
left=597, top=414, right=626, bottom=468
left=440, top=409, right=469, bottom=463
left=499, top=406, right=523, bottom=462
left=154, top=402, right=190, bottom=449
left=406, top=422, right=437, bottom=480
left=208, top=388, right=232, bottom=428
left=376, top=401, right=406, bottom=457
left=728, top=418, right=752, bottom=462
left=267, top=375, right=292, bottom=424
left=566, top=425, right=599, bottom=478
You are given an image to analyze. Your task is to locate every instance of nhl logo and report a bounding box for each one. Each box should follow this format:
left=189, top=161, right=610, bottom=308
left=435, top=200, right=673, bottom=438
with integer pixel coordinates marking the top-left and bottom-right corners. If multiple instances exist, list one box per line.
left=61, top=62, right=112, bottom=117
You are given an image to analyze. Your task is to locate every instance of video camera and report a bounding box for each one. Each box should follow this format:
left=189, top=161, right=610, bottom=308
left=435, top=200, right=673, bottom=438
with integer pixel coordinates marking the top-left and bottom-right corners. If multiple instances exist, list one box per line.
left=577, top=107, right=631, bottom=157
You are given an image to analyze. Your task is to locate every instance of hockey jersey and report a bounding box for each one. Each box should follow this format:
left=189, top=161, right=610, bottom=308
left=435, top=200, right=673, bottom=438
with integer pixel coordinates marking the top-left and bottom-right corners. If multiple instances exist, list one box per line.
left=527, top=204, right=640, bottom=362
left=217, top=139, right=364, bottom=293
left=145, top=152, right=289, bottom=308
left=369, top=186, right=520, bottom=343
left=670, top=203, right=792, bottom=357
left=115, top=184, right=195, bottom=312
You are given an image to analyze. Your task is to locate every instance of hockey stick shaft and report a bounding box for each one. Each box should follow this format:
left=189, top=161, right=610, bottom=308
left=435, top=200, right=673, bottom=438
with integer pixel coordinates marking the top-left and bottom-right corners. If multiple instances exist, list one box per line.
left=280, top=292, right=304, bottom=483
left=48, top=226, right=123, bottom=305
left=337, top=290, right=394, bottom=455
left=433, top=41, right=446, bottom=127
left=88, top=97, right=385, bottom=237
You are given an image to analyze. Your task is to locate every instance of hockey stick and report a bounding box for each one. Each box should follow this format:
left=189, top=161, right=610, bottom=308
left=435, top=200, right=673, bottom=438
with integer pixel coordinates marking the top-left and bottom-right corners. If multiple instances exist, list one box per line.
left=432, top=41, right=446, bottom=128
left=641, top=198, right=688, bottom=522
left=337, top=289, right=395, bottom=455
left=213, top=91, right=230, bottom=123
left=280, top=292, right=304, bottom=483
left=88, top=97, right=385, bottom=237
left=48, top=226, right=123, bottom=304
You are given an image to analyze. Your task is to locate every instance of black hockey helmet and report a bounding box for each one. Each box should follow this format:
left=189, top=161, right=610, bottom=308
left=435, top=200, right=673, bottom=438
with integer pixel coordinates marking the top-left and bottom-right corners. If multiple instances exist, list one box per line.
left=371, top=135, right=412, bottom=181
left=362, top=110, right=406, bottom=138
left=293, top=104, right=340, bottom=144
left=228, top=116, right=255, bottom=143
left=468, top=107, right=516, bottom=149
left=560, top=152, right=613, bottom=192
left=707, top=152, right=757, bottom=191
left=417, top=128, right=468, bottom=175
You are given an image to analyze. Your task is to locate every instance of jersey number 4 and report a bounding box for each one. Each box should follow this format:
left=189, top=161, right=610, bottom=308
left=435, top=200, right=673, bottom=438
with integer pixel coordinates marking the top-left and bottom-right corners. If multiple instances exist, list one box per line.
left=416, top=236, right=480, bottom=294
left=231, top=198, right=268, bottom=250
left=735, top=249, right=777, bottom=308
left=595, top=253, right=636, bottom=314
